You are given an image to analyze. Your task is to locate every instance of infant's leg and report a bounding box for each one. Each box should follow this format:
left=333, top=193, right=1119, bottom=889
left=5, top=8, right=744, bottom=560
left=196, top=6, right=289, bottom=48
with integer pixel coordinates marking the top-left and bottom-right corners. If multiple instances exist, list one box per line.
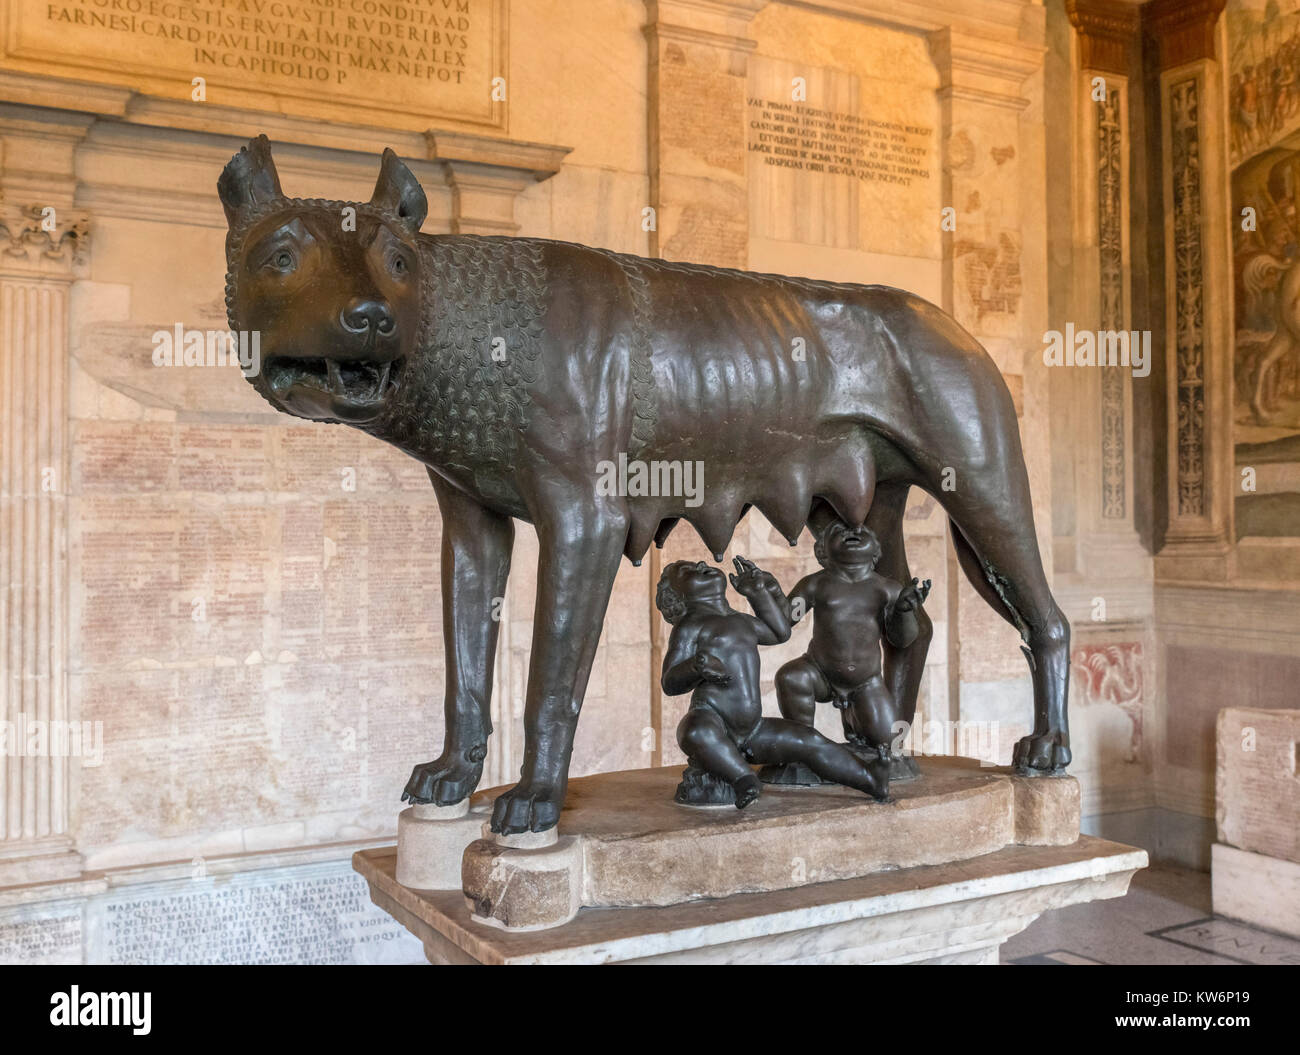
left=676, top=708, right=762, bottom=807
left=775, top=655, right=831, bottom=726
left=746, top=720, right=889, bottom=801
left=844, top=675, right=899, bottom=756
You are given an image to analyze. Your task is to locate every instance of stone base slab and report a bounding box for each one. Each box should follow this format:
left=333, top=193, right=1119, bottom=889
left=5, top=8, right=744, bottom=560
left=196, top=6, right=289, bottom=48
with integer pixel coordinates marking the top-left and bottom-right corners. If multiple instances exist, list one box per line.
left=355, top=835, right=1146, bottom=964
left=466, top=759, right=1078, bottom=927
left=1212, top=842, right=1300, bottom=939
left=395, top=757, right=1081, bottom=930
left=0, top=840, right=84, bottom=888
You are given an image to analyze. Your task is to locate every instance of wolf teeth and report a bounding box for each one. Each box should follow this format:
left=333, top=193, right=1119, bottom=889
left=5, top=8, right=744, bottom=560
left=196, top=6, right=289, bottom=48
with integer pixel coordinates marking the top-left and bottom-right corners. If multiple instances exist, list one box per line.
left=269, top=356, right=395, bottom=401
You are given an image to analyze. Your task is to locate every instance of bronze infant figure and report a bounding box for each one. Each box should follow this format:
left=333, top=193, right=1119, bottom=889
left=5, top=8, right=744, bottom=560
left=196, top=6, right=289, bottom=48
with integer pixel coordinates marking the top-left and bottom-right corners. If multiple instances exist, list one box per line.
left=219, top=136, right=1070, bottom=835
left=774, top=522, right=930, bottom=767
left=656, top=557, right=891, bottom=808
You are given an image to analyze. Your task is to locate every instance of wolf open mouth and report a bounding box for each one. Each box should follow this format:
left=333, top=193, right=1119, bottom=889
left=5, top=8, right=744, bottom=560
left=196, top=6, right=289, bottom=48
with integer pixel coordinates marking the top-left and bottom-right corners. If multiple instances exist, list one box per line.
left=265, top=355, right=401, bottom=404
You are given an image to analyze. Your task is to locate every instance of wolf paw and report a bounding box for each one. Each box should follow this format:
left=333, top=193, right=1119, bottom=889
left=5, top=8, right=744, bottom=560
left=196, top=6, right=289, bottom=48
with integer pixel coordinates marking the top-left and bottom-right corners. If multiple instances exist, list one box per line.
left=1013, top=731, right=1071, bottom=775
left=490, top=780, right=564, bottom=834
left=402, top=749, right=483, bottom=806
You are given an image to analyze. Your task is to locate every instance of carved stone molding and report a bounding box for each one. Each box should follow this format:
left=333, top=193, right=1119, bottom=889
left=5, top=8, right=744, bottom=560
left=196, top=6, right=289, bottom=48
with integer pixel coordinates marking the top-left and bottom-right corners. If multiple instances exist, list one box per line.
left=1169, top=76, right=1207, bottom=521
left=643, top=0, right=769, bottom=54
left=927, top=28, right=1044, bottom=113
left=426, top=131, right=572, bottom=182
left=1066, top=0, right=1140, bottom=77
left=0, top=205, right=90, bottom=278
left=1155, top=41, right=1235, bottom=578
left=1145, top=0, right=1226, bottom=72
left=1097, top=85, right=1127, bottom=520
left=425, top=131, right=571, bottom=236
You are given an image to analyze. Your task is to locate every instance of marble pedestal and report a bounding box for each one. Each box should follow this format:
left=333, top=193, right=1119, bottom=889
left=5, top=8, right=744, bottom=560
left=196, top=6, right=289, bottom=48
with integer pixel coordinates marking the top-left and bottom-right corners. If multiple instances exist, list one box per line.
left=355, top=835, right=1147, bottom=964
left=1211, top=709, right=1300, bottom=938
left=357, top=757, right=1146, bottom=963
left=1211, top=843, right=1300, bottom=938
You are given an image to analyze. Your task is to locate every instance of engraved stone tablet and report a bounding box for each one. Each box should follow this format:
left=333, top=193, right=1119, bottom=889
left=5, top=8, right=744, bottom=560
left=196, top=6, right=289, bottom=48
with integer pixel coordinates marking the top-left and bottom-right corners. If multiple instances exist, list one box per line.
left=1, top=0, right=506, bottom=131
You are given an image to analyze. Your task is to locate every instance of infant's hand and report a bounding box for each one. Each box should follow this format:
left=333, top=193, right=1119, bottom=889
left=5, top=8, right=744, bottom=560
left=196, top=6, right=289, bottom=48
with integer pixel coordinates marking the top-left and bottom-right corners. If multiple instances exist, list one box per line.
left=694, top=651, right=732, bottom=685
left=895, top=577, right=932, bottom=612
left=729, top=555, right=775, bottom=598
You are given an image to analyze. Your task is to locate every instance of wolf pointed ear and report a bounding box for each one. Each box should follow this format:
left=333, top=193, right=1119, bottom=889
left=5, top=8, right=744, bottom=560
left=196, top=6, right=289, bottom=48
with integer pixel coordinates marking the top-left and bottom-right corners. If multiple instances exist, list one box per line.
left=218, top=135, right=283, bottom=227
left=371, top=148, right=428, bottom=234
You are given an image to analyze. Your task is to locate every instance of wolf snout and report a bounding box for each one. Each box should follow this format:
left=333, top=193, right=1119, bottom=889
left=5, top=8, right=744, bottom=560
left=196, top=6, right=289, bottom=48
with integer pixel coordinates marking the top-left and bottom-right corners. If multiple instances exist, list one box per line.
left=340, top=297, right=395, bottom=336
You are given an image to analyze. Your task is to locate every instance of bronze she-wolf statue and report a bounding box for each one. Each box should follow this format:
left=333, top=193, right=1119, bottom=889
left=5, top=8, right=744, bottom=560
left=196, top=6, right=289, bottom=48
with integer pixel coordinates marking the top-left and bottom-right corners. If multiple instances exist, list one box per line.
left=218, top=136, right=1070, bottom=834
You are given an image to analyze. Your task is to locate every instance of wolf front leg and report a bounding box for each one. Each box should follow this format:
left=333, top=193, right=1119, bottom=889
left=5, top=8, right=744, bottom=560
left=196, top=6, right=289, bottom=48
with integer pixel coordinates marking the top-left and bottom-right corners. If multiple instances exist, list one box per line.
left=490, top=495, right=628, bottom=834
left=403, top=471, right=514, bottom=806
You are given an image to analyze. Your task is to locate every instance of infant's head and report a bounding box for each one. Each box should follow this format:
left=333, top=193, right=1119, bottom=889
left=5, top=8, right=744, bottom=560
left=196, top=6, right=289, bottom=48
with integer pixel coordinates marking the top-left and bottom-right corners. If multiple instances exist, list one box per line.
left=814, top=522, right=881, bottom=570
left=655, top=560, right=726, bottom=624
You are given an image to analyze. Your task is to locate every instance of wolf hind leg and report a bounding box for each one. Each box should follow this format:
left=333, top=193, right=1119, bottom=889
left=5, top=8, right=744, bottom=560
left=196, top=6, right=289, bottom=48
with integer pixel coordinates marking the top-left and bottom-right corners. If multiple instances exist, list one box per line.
left=925, top=465, right=1070, bottom=776
left=864, top=481, right=932, bottom=739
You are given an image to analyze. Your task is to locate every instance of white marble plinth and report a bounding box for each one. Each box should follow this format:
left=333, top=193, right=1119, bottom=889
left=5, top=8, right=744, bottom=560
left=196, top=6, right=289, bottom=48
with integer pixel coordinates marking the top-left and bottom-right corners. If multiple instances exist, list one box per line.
left=455, top=758, right=1080, bottom=929
left=1212, top=842, right=1300, bottom=939
left=355, top=835, right=1147, bottom=964
left=395, top=800, right=491, bottom=891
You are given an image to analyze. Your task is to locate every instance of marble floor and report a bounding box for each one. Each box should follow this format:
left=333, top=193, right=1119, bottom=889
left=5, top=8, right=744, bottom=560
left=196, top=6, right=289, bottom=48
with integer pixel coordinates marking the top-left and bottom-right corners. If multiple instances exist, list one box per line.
left=1002, top=865, right=1300, bottom=965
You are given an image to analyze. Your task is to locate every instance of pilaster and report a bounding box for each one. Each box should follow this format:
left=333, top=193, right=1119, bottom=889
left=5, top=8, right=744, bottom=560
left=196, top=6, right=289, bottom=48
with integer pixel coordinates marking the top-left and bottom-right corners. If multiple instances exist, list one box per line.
left=1148, top=0, right=1233, bottom=583
left=0, top=198, right=88, bottom=885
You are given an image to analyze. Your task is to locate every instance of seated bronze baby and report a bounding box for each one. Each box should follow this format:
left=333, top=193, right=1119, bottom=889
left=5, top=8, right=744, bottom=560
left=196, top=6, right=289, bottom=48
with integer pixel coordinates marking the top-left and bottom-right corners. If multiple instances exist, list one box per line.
left=656, top=556, right=891, bottom=808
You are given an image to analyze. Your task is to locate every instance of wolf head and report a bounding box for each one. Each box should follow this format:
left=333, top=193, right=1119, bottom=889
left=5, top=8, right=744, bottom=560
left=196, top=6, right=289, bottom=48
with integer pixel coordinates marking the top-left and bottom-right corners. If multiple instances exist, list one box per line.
left=219, top=135, right=428, bottom=424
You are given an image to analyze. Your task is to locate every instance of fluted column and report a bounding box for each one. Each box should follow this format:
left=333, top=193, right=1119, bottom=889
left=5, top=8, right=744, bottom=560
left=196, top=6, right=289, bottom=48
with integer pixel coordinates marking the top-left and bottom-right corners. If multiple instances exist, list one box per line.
left=0, top=203, right=87, bottom=885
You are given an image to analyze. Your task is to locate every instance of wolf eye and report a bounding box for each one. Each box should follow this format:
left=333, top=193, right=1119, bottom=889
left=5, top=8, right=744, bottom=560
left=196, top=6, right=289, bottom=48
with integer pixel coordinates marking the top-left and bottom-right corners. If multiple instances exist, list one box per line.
left=264, top=248, right=296, bottom=273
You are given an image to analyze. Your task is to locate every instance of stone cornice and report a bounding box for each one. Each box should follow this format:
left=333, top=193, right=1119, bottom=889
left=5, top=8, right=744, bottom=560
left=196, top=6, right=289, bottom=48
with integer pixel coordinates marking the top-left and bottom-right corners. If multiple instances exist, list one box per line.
left=643, top=0, right=768, bottom=53
left=927, top=27, right=1045, bottom=112
left=645, top=0, right=769, bottom=29
left=1144, top=0, right=1227, bottom=72
left=1066, top=0, right=1141, bottom=77
left=425, top=131, right=572, bottom=183
left=0, top=69, right=431, bottom=158
left=643, top=21, right=760, bottom=54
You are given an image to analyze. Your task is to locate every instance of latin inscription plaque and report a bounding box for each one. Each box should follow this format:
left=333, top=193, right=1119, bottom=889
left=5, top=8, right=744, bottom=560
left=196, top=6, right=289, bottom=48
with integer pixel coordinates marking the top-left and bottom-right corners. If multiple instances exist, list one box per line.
left=0, top=0, right=506, bottom=131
